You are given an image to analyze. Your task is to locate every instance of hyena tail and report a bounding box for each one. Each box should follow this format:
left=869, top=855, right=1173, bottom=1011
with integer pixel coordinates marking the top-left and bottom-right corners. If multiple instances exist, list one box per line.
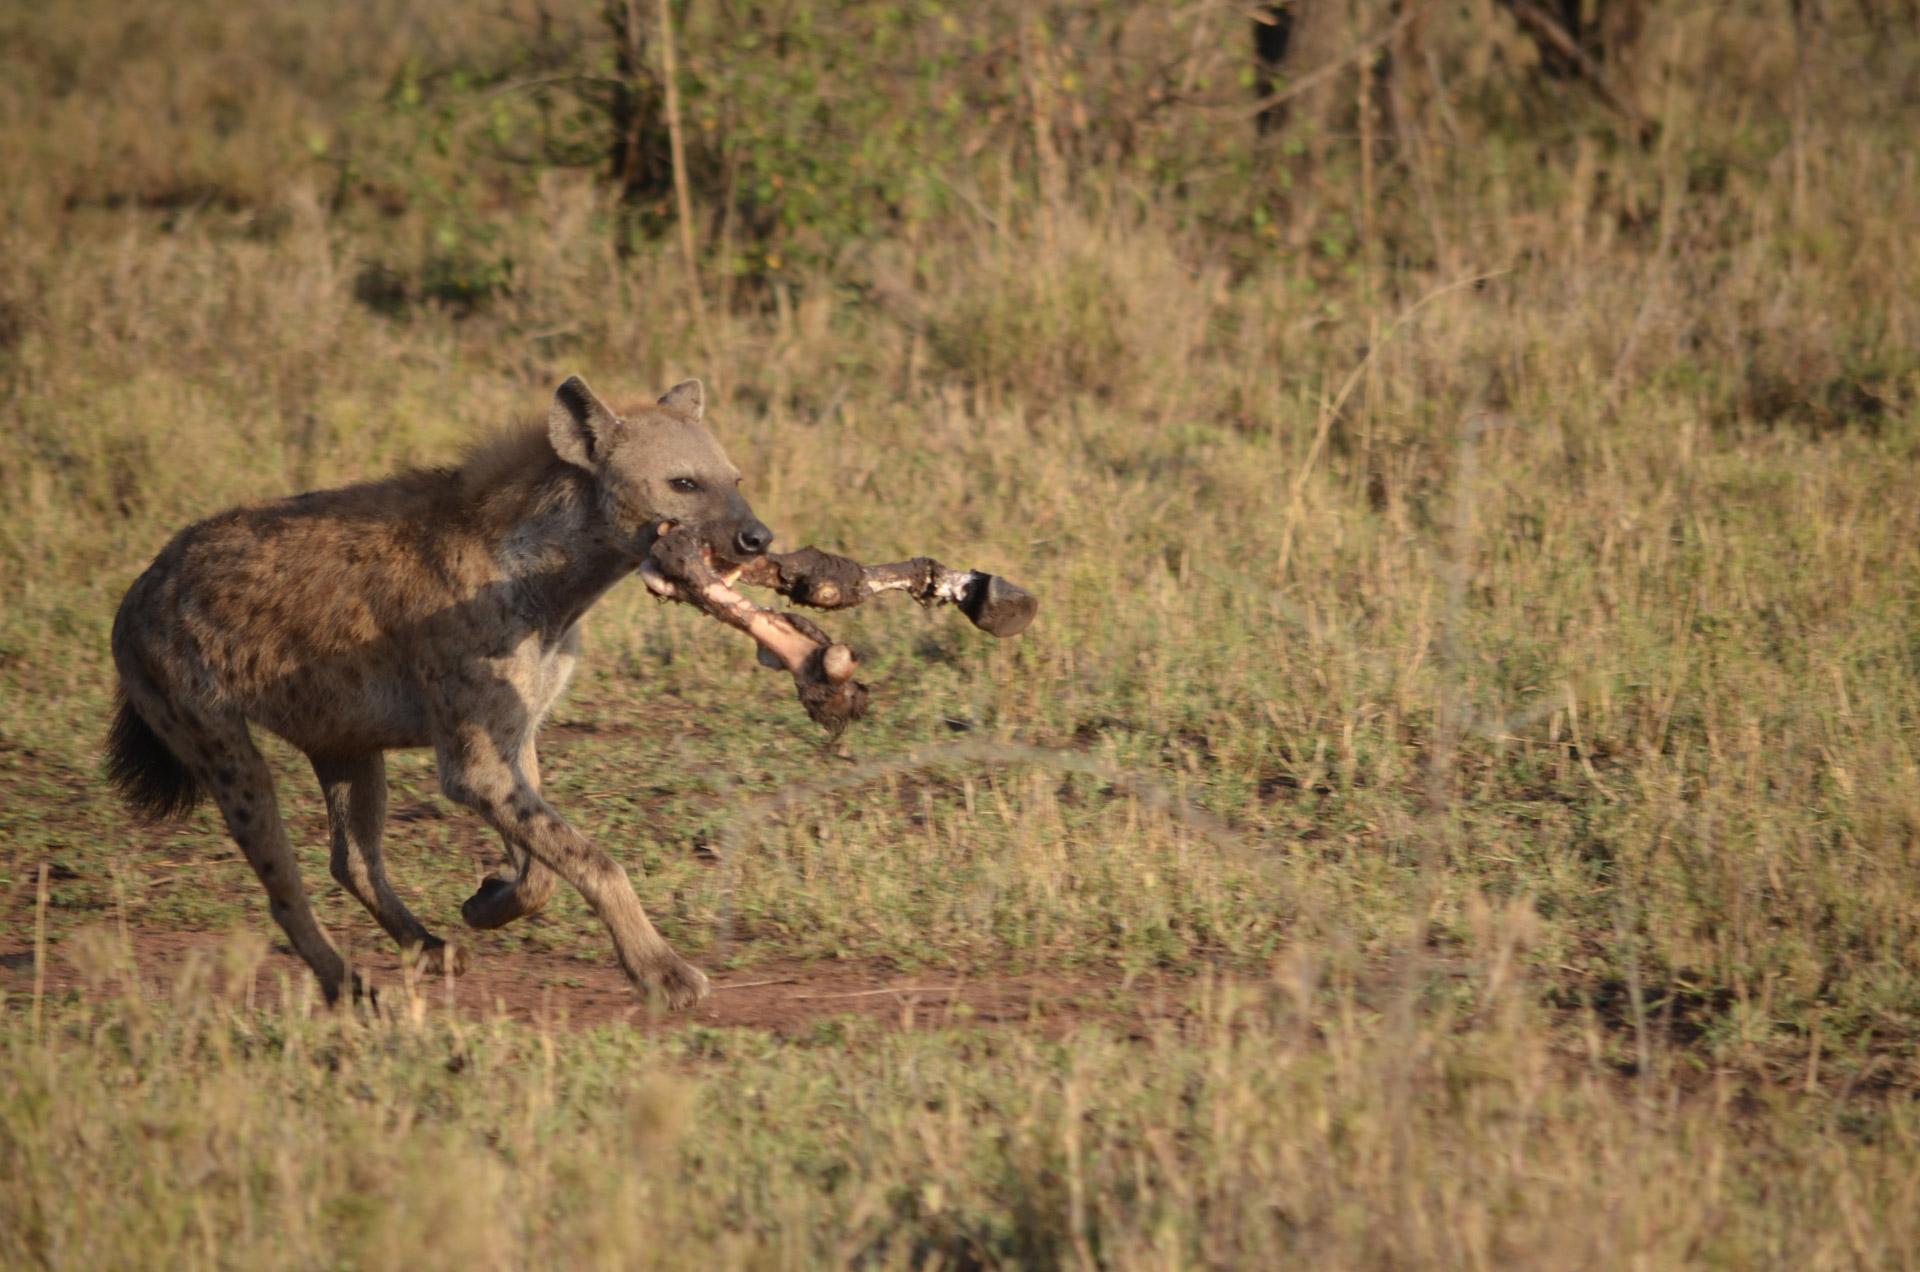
left=106, top=690, right=201, bottom=821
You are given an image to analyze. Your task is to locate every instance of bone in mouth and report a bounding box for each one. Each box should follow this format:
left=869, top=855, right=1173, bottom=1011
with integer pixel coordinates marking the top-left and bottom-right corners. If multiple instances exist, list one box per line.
left=639, top=527, right=1038, bottom=734
left=728, top=547, right=1039, bottom=639
left=641, top=525, right=870, bottom=735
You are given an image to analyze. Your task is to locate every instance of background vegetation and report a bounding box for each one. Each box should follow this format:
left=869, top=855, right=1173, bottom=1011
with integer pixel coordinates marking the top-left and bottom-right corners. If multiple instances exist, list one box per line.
left=2, top=0, right=1918, bottom=1265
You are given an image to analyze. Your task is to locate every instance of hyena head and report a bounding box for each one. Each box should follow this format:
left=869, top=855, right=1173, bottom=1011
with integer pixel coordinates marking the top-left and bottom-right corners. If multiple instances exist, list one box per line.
left=547, top=375, right=773, bottom=565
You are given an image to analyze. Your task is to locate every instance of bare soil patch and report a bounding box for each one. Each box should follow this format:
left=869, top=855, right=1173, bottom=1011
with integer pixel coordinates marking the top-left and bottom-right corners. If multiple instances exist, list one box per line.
left=2, top=925, right=1177, bottom=1037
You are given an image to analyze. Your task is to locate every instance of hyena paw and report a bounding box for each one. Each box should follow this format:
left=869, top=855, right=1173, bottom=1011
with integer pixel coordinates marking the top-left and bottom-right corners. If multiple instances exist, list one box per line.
left=461, top=872, right=550, bottom=930
left=414, top=939, right=472, bottom=979
left=327, top=969, right=378, bottom=1011
left=643, top=958, right=711, bottom=1012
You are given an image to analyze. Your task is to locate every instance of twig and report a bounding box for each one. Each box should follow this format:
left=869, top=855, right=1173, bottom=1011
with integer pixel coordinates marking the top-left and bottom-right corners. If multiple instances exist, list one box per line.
left=1805, top=1018, right=1821, bottom=1094
left=1604, top=23, right=1686, bottom=415
left=1275, top=270, right=1508, bottom=578
left=483, top=73, right=629, bottom=101
left=928, top=173, right=1006, bottom=237
left=1019, top=4, right=1065, bottom=250
left=1397, top=402, right=1493, bottom=1051
left=1357, top=35, right=1376, bottom=277
left=1563, top=680, right=1615, bottom=801
left=1065, top=1069, right=1096, bottom=1272
left=655, top=0, right=711, bottom=355
left=1618, top=912, right=1654, bottom=1103
left=1212, top=0, right=1433, bottom=122
left=711, top=977, right=798, bottom=992
left=790, top=985, right=961, bottom=1001
left=1507, top=0, right=1654, bottom=141
left=31, top=861, right=48, bottom=1043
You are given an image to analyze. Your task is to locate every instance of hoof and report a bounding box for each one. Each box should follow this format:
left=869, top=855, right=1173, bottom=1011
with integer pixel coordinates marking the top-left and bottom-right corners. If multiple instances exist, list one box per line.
left=960, top=571, right=1040, bottom=638
left=414, top=940, right=471, bottom=979
left=461, top=871, right=553, bottom=930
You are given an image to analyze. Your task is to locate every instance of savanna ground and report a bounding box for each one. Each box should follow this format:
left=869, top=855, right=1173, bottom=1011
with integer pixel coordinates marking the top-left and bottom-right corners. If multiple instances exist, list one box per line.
left=3, top=0, right=1920, bottom=1266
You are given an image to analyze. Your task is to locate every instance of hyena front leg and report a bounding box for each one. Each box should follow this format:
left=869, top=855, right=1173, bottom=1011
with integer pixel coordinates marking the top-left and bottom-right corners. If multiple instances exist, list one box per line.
left=433, top=708, right=709, bottom=1010
left=311, top=751, right=470, bottom=978
left=459, top=735, right=558, bottom=930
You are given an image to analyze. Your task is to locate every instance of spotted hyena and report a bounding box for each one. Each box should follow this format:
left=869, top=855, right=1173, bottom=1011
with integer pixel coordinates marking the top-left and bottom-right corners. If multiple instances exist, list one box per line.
left=107, top=377, right=770, bottom=1010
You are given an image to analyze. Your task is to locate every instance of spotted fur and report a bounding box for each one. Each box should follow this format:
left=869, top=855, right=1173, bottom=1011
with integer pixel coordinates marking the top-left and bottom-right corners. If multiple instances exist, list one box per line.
left=107, top=377, right=769, bottom=1010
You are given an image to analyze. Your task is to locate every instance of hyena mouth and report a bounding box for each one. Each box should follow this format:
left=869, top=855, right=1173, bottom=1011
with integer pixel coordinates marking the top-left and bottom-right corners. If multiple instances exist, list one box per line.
left=638, top=523, right=1037, bottom=736
left=650, top=518, right=764, bottom=571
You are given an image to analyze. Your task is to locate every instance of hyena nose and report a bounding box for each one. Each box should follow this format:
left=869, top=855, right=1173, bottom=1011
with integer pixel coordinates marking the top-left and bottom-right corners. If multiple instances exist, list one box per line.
left=735, top=520, right=773, bottom=557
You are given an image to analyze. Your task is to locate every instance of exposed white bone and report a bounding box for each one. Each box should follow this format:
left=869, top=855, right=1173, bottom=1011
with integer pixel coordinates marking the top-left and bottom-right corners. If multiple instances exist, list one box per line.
left=640, top=557, right=848, bottom=679
left=928, top=568, right=976, bottom=605
left=848, top=567, right=972, bottom=603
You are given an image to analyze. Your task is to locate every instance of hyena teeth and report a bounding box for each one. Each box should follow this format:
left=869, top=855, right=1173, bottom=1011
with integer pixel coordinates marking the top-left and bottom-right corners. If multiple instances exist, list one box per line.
left=639, top=560, right=680, bottom=598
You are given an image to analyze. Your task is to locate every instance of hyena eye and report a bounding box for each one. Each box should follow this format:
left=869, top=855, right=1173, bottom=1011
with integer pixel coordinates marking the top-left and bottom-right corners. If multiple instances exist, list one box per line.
left=669, top=477, right=700, bottom=493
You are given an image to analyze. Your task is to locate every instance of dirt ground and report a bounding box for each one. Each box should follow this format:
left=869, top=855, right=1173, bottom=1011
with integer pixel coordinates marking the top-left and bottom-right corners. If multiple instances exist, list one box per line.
left=1, top=926, right=1201, bottom=1037
left=0, top=718, right=1225, bottom=1041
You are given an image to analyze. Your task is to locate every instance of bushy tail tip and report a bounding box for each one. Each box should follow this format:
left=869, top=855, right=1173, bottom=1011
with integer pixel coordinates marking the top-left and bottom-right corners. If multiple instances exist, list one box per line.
left=105, top=693, right=200, bottom=821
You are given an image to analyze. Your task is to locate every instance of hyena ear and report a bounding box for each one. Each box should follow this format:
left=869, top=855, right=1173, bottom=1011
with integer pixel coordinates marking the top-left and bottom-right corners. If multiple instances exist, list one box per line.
left=657, top=378, right=704, bottom=421
left=548, top=375, right=620, bottom=470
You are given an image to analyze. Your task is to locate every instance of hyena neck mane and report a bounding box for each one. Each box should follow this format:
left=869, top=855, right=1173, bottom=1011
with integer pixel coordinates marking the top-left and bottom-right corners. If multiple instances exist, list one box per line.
left=454, top=419, right=564, bottom=500
left=444, top=420, right=636, bottom=622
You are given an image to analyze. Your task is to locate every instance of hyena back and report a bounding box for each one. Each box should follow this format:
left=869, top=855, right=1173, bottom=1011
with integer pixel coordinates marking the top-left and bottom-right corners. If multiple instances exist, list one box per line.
left=107, top=376, right=771, bottom=1010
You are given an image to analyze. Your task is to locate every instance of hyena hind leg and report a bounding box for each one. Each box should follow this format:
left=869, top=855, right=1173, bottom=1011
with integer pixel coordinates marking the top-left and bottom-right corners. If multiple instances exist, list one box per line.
left=311, top=751, right=470, bottom=979
left=167, top=711, right=359, bottom=1005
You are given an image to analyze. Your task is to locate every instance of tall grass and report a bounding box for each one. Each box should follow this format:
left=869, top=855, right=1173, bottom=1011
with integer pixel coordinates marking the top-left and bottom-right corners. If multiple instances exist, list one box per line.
left=8, top=923, right=1920, bottom=1269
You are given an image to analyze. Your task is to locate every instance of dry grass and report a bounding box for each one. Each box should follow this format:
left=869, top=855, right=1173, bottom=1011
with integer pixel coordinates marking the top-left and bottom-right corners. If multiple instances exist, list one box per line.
left=3, top=0, right=1919, bottom=1265
left=7, top=927, right=1919, bottom=1269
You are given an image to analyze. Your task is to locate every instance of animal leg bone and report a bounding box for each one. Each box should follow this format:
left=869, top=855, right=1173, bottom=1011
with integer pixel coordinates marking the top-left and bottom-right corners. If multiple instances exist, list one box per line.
left=729, top=548, right=1039, bottom=637
left=641, top=527, right=869, bottom=735
left=641, top=529, right=1038, bottom=735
